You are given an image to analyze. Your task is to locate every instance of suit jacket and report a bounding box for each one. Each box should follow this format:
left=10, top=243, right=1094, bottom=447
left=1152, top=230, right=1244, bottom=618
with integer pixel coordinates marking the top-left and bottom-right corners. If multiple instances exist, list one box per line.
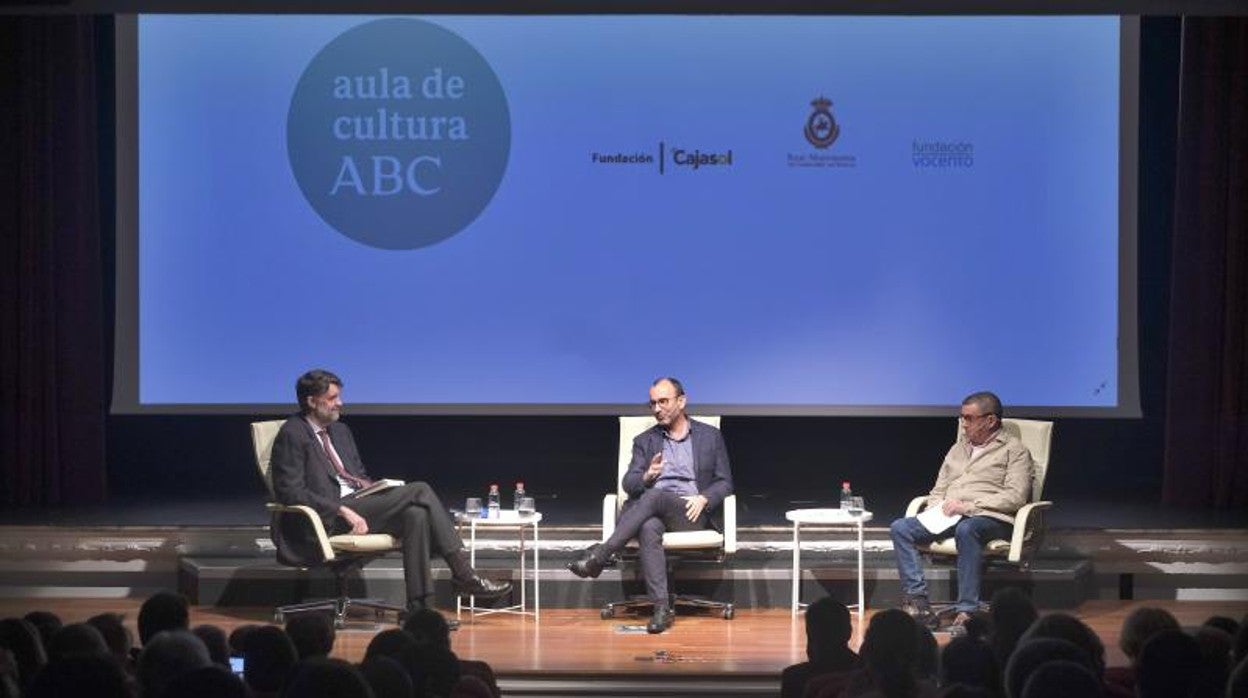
left=926, top=427, right=1034, bottom=524
left=621, top=419, right=734, bottom=531
left=270, top=415, right=373, bottom=524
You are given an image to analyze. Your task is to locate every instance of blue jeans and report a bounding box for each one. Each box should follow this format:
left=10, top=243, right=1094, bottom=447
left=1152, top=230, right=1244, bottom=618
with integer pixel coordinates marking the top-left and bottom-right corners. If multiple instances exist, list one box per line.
left=890, top=514, right=1011, bottom=613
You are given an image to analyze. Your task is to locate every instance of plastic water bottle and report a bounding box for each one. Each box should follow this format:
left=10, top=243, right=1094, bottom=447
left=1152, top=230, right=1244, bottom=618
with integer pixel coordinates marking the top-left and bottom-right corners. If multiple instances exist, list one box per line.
left=840, top=481, right=853, bottom=510
left=512, top=481, right=526, bottom=511
left=487, top=484, right=501, bottom=519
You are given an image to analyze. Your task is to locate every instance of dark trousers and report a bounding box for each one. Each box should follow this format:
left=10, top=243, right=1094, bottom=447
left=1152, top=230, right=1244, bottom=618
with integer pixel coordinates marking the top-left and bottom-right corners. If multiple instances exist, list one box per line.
left=602, top=488, right=709, bottom=606
left=332, top=482, right=463, bottom=607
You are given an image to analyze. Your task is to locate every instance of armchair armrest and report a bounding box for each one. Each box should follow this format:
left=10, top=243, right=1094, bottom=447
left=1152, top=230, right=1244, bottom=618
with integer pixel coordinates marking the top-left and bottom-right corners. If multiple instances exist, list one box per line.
left=722, top=494, right=738, bottom=554
left=601, top=494, right=618, bottom=543
left=904, top=495, right=929, bottom=518
left=1007, top=500, right=1052, bottom=563
left=267, top=502, right=335, bottom=564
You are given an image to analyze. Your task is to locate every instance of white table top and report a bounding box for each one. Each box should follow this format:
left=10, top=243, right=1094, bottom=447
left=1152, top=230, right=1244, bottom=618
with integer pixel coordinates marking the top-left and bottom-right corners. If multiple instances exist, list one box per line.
left=460, top=511, right=543, bottom=525
left=785, top=507, right=873, bottom=525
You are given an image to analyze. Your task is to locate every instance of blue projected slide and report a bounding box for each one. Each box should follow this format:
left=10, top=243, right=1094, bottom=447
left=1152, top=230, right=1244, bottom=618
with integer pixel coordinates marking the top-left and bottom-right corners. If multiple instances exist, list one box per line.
left=125, top=15, right=1125, bottom=413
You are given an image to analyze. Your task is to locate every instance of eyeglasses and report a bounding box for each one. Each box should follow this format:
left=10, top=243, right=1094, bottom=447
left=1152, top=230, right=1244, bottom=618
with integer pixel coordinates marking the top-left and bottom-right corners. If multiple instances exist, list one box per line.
left=648, top=396, right=680, bottom=408
left=959, top=413, right=990, bottom=422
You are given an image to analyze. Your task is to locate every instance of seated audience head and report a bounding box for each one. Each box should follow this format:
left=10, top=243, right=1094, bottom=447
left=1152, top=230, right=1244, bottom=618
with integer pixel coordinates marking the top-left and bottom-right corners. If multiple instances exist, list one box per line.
left=241, top=624, right=298, bottom=696
left=228, top=623, right=260, bottom=657
left=86, top=613, right=133, bottom=664
left=1003, top=638, right=1095, bottom=698
left=1203, top=615, right=1239, bottom=638
left=137, top=629, right=211, bottom=698
left=940, top=636, right=999, bottom=694
left=915, top=623, right=939, bottom=681
left=1118, top=606, right=1180, bottom=664
left=412, top=643, right=462, bottom=698
left=45, top=623, right=107, bottom=661
left=192, top=624, right=231, bottom=667
left=161, top=663, right=247, bottom=698
left=285, top=613, right=336, bottom=660
left=0, top=618, right=47, bottom=688
left=283, top=657, right=373, bottom=698
left=450, top=674, right=494, bottom=698
left=364, top=628, right=419, bottom=666
left=360, top=655, right=414, bottom=698
left=1134, top=628, right=1201, bottom=698
left=939, top=687, right=994, bottom=698
left=1018, top=612, right=1105, bottom=676
left=26, top=653, right=130, bottom=698
left=988, top=587, right=1037, bottom=665
left=138, top=591, right=190, bottom=646
left=1193, top=625, right=1233, bottom=697
left=804, top=596, right=853, bottom=662
left=1229, top=655, right=1248, bottom=698
left=21, top=612, right=61, bottom=652
left=402, top=608, right=453, bottom=649
left=1018, top=660, right=1101, bottom=698
left=1236, top=613, right=1248, bottom=665
left=860, top=608, right=921, bottom=696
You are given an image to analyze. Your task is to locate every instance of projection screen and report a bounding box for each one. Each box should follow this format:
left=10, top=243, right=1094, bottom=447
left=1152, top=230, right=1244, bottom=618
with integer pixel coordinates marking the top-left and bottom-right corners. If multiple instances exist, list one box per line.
left=113, top=14, right=1140, bottom=416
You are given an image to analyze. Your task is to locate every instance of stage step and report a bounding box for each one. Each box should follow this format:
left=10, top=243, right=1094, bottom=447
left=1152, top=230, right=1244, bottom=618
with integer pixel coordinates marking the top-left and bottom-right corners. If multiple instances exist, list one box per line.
left=178, top=552, right=1093, bottom=611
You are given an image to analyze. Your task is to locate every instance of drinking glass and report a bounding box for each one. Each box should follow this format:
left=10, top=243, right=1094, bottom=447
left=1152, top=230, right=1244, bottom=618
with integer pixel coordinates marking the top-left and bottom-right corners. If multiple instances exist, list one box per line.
left=464, top=497, right=482, bottom=518
left=847, top=496, right=864, bottom=517
left=518, top=496, right=536, bottom=516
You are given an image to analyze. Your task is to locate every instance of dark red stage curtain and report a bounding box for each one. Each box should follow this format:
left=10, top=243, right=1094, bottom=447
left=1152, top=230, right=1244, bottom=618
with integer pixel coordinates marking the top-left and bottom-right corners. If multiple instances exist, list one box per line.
left=1162, top=17, right=1248, bottom=509
left=0, top=16, right=108, bottom=505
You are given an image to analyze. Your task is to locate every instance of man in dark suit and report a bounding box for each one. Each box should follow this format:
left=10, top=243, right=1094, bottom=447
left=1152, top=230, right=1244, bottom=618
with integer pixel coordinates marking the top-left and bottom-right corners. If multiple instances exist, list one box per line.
left=270, top=369, right=511, bottom=614
left=567, top=377, right=734, bottom=633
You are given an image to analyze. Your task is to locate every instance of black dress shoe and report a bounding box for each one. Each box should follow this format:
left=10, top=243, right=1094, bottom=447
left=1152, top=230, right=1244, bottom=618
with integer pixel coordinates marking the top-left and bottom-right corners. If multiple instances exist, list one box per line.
left=453, top=575, right=513, bottom=598
left=646, top=606, right=675, bottom=634
left=567, top=545, right=605, bottom=579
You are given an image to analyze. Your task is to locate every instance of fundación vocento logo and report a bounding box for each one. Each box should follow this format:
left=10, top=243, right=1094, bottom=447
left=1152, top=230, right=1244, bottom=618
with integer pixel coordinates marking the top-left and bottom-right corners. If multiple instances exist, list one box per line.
left=287, top=19, right=511, bottom=250
left=912, top=140, right=975, bottom=168
left=788, top=96, right=856, bottom=169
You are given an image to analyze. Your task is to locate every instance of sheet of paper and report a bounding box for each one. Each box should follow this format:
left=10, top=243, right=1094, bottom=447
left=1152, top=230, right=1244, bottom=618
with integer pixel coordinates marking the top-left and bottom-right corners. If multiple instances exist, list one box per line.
left=916, top=503, right=963, bottom=534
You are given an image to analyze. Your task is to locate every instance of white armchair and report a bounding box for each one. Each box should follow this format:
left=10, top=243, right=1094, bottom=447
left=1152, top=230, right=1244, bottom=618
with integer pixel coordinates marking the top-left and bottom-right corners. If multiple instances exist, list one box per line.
left=599, top=415, right=737, bottom=620
left=251, top=420, right=404, bottom=627
left=904, top=418, right=1054, bottom=567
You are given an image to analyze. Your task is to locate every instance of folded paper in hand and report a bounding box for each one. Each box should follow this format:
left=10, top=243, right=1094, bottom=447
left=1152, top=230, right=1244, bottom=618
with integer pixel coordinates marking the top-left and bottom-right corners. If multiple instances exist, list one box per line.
left=916, top=503, right=962, bottom=534
left=349, top=478, right=404, bottom=499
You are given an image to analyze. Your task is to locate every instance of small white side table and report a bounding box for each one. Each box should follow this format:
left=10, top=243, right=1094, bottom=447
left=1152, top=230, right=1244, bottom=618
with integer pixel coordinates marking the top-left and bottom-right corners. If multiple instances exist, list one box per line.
left=456, top=510, right=542, bottom=619
left=785, top=508, right=873, bottom=622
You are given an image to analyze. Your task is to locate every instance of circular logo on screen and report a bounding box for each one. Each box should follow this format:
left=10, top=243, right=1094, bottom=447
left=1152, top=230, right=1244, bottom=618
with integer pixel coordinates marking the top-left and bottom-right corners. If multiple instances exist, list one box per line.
left=287, top=19, right=511, bottom=250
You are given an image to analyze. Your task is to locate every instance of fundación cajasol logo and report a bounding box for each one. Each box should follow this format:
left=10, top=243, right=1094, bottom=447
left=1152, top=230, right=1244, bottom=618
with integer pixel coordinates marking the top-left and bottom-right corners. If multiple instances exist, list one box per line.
left=287, top=18, right=511, bottom=250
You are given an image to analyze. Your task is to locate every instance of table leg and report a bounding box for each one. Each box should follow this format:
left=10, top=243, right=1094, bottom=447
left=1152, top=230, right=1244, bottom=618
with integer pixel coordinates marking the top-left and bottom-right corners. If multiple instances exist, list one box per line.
left=533, top=522, right=540, bottom=619
left=791, top=522, right=801, bottom=617
left=857, top=519, right=866, bottom=625
left=519, top=523, right=527, bottom=613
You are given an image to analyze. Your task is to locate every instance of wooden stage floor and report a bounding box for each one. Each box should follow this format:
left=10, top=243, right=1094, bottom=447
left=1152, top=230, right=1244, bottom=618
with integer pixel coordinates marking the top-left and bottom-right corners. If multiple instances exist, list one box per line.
left=2, top=599, right=1246, bottom=679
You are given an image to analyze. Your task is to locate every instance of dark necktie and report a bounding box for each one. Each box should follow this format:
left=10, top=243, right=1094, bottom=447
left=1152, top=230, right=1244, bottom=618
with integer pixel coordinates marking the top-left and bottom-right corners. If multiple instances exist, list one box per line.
left=317, top=429, right=371, bottom=490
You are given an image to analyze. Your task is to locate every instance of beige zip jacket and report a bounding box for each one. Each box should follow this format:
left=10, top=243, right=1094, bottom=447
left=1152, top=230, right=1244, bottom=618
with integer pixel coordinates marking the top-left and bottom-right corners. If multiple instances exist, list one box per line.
left=925, top=426, right=1034, bottom=524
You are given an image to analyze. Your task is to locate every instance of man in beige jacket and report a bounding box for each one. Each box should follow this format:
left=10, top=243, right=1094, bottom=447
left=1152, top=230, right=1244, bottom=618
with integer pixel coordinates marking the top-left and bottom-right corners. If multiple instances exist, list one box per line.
left=889, top=391, right=1034, bottom=628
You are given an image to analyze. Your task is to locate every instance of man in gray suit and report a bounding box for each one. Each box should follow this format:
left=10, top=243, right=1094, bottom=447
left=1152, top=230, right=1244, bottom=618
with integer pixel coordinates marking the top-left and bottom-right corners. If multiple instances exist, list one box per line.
left=270, top=369, right=511, bottom=615
left=568, top=377, right=734, bottom=633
